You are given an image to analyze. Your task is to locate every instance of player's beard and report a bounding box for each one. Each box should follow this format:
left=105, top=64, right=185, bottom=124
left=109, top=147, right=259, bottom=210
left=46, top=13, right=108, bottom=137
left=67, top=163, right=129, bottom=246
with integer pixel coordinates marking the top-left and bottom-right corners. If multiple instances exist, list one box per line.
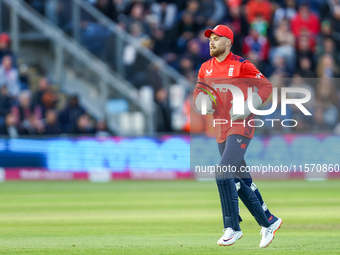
left=210, top=46, right=226, bottom=57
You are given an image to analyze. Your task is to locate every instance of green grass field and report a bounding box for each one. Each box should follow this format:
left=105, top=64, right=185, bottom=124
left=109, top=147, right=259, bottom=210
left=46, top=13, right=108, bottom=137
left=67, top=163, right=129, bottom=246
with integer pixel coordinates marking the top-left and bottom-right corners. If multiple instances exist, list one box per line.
left=0, top=180, right=340, bottom=254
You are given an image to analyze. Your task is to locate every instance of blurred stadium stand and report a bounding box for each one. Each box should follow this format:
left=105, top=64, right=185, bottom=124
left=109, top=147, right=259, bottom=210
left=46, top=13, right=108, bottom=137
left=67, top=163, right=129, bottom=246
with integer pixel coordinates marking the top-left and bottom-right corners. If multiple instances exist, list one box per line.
left=1, top=0, right=340, bottom=181
left=0, top=0, right=340, bottom=138
left=0, top=0, right=189, bottom=137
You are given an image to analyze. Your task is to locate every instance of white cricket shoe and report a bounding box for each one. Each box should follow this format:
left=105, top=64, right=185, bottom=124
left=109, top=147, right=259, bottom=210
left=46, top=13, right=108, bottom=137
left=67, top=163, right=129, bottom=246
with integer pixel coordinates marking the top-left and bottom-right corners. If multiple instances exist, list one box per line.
left=217, top=227, right=243, bottom=246
left=259, top=218, right=283, bottom=248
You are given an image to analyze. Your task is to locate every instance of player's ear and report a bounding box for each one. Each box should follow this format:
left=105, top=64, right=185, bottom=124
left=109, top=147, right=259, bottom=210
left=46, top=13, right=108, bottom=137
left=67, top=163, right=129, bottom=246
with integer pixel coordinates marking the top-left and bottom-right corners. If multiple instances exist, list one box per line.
left=226, top=38, right=232, bottom=47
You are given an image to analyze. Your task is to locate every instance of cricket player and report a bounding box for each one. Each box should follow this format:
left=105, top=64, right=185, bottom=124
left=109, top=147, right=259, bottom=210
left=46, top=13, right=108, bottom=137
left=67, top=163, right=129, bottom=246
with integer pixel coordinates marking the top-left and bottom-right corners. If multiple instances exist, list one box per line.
left=193, top=25, right=282, bottom=248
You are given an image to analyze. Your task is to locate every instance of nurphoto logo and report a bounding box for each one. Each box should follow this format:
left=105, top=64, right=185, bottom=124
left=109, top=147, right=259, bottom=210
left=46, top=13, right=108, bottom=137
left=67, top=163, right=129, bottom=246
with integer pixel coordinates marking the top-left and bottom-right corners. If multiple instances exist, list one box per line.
left=197, top=82, right=312, bottom=128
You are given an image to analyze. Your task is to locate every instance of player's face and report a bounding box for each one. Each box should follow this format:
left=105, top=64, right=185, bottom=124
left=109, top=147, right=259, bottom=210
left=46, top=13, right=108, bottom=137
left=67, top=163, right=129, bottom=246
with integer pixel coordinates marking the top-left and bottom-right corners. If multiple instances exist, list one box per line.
left=209, top=34, right=227, bottom=57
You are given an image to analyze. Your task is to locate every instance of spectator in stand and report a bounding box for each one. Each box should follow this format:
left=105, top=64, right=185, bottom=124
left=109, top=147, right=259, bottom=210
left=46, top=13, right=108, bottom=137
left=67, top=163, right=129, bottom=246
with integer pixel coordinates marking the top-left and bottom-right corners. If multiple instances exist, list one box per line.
left=12, top=90, right=33, bottom=122
left=200, top=0, right=226, bottom=27
left=125, top=3, right=150, bottom=36
left=184, top=39, right=204, bottom=71
left=274, top=18, right=295, bottom=48
left=12, top=90, right=43, bottom=135
left=197, top=29, right=211, bottom=62
left=246, top=0, right=272, bottom=24
left=0, top=85, right=13, bottom=126
left=297, top=30, right=317, bottom=53
left=316, top=53, right=339, bottom=78
left=290, top=1, right=320, bottom=37
left=270, top=56, right=288, bottom=76
left=297, top=56, right=316, bottom=77
left=30, top=77, right=51, bottom=118
left=271, top=19, right=296, bottom=75
left=24, top=0, right=45, bottom=15
left=40, top=86, right=58, bottom=117
left=314, top=79, right=339, bottom=129
left=319, top=19, right=333, bottom=38
left=242, top=28, right=270, bottom=69
left=71, top=114, right=96, bottom=134
left=150, top=0, right=178, bottom=31
left=95, top=120, right=112, bottom=137
left=296, top=34, right=316, bottom=74
left=178, top=56, right=195, bottom=76
left=0, top=33, right=10, bottom=59
left=0, top=113, right=19, bottom=138
left=53, top=0, right=72, bottom=32
left=43, top=110, right=61, bottom=135
left=273, top=0, right=297, bottom=27
left=317, top=37, right=340, bottom=66
left=320, top=0, right=340, bottom=20
left=123, top=22, right=149, bottom=76
left=123, top=22, right=152, bottom=88
left=0, top=55, right=20, bottom=98
left=312, top=101, right=331, bottom=131
left=315, top=78, right=338, bottom=107
left=321, top=0, right=340, bottom=43
left=59, top=95, right=85, bottom=133
left=316, top=20, right=339, bottom=61
left=0, top=33, right=16, bottom=64
left=21, top=114, right=45, bottom=135
left=94, top=0, right=118, bottom=22
left=19, top=64, right=30, bottom=90
left=176, top=11, right=200, bottom=53
left=299, top=0, right=325, bottom=16
left=155, top=88, right=172, bottom=132
left=251, top=15, right=269, bottom=36
left=332, top=4, right=340, bottom=51
left=151, top=28, right=170, bottom=56
left=289, top=73, right=315, bottom=110
left=80, top=21, right=112, bottom=56
left=113, top=0, right=130, bottom=17
left=186, top=0, right=205, bottom=28
left=224, top=0, right=249, bottom=34
left=171, top=0, right=187, bottom=12
left=222, top=1, right=249, bottom=54
left=145, top=62, right=163, bottom=92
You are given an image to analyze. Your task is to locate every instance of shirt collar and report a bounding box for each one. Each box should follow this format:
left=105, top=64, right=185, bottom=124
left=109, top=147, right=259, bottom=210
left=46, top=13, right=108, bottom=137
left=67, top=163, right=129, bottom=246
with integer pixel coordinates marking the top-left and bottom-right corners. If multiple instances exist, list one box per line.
left=214, top=51, right=233, bottom=64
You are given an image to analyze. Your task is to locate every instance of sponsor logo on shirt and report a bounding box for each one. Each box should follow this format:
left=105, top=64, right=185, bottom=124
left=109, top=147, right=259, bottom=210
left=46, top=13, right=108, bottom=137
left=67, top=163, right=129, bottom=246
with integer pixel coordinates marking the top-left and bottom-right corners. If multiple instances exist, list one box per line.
left=206, top=69, right=213, bottom=76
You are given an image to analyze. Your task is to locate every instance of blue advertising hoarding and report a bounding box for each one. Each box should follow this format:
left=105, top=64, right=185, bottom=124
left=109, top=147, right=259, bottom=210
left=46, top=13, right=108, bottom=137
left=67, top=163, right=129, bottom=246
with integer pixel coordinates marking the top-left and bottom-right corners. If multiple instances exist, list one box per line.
left=0, top=135, right=339, bottom=174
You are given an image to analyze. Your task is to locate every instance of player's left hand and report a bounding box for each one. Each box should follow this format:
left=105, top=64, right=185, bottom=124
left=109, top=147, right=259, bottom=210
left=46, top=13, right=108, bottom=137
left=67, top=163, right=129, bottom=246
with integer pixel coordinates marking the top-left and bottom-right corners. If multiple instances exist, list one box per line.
left=231, top=114, right=246, bottom=122
left=230, top=93, right=263, bottom=121
left=230, top=111, right=247, bottom=122
left=229, top=100, right=244, bottom=121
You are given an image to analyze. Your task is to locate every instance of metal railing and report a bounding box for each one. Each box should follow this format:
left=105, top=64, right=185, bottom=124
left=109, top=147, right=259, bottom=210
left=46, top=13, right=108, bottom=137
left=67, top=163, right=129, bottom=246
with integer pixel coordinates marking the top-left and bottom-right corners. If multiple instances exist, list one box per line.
left=0, top=0, right=157, bottom=134
left=38, top=0, right=189, bottom=88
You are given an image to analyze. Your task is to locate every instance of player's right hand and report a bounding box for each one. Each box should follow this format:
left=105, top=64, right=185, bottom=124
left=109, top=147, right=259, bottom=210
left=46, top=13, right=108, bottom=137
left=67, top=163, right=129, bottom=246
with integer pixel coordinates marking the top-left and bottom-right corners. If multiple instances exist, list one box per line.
left=195, top=92, right=215, bottom=114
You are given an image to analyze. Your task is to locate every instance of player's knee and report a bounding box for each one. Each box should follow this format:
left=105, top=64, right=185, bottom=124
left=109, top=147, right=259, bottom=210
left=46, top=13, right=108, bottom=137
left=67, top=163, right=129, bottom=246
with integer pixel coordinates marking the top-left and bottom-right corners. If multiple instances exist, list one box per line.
left=242, top=178, right=252, bottom=187
left=250, top=182, right=257, bottom=191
